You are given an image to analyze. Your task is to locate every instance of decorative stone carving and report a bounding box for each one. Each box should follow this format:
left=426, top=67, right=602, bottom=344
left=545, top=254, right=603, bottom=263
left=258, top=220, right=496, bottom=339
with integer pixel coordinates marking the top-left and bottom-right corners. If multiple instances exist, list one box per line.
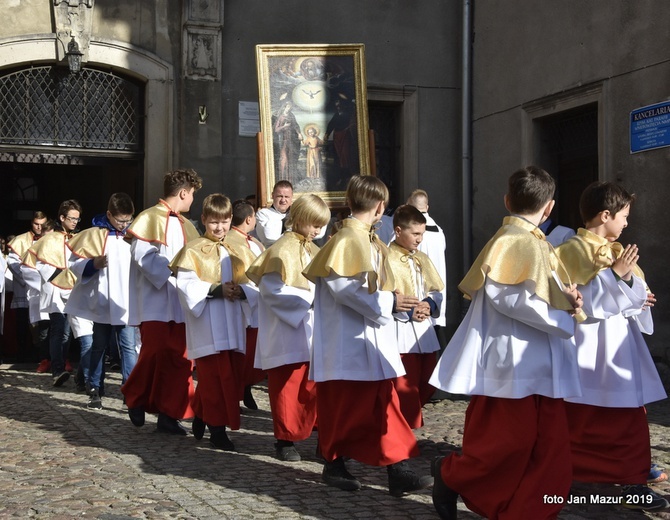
left=183, top=0, right=223, bottom=81
left=52, top=0, right=94, bottom=62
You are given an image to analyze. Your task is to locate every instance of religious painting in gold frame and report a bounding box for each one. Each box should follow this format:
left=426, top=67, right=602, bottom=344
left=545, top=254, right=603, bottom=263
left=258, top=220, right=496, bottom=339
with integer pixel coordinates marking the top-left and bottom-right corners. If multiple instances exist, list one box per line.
left=256, top=44, right=371, bottom=207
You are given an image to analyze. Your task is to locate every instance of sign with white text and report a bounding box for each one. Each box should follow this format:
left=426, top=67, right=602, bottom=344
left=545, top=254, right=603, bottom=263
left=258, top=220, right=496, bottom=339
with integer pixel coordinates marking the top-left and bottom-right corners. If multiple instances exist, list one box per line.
left=630, top=101, right=670, bottom=153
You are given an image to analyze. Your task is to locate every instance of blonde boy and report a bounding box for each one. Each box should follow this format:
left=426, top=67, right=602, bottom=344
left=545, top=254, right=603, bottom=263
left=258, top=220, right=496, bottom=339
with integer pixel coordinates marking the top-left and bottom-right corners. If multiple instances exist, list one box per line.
left=247, top=194, right=330, bottom=461
left=170, top=193, right=246, bottom=450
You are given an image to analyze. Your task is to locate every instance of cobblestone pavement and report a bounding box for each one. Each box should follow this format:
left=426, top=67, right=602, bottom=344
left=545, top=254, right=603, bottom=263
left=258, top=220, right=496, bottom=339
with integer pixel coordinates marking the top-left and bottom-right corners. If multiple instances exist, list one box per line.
left=1, top=364, right=670, bottom=519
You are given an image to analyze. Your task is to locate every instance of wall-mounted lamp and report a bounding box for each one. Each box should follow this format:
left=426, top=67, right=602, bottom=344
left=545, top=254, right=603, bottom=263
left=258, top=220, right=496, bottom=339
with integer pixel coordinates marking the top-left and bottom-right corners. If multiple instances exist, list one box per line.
left=65, top=36, right=83, bottom=74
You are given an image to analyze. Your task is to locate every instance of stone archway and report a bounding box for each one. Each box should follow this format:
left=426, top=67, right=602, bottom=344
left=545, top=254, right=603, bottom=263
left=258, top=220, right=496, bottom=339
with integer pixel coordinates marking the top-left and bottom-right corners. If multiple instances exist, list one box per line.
left=0, top=35, right=174, bottom=206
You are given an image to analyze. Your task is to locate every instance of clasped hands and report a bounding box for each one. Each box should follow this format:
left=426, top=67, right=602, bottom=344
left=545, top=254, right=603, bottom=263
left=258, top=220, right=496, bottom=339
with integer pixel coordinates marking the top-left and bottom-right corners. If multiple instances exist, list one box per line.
left=394, top=291, right=431, bottom=322
left=209, top=281, right=243, bottom=301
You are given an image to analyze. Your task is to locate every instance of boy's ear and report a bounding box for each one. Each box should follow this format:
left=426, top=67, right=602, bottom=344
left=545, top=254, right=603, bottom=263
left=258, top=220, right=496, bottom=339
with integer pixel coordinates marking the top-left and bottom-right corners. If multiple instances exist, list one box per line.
left=200, top=214, right=206, bottom=226
left=374, top=200, right=385, bottom=217
left=503, top=195, right=511, bottom=213
left=543, top=200, right=555, bottom=219
left=394, top=225, right=402, bottom=237
left=600, top=210, right=611, bottom=222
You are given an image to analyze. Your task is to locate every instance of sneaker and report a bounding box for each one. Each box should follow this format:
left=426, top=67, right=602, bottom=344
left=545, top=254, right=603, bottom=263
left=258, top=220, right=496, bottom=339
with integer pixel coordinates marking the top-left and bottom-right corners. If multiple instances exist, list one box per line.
left=649, top=463, right=668, bottom=484
left=36, top=359, right=51, bottom=373
left=322, top=457, right=361, bottom=491
left=621, top=484, right=670, bottom=511
left=387, top=459, right=433, bottom=497
left=53, top=371, right=70, bottom=387
left=275, top=441, right=301, bottom=462
left=87, top=389, right=102, bottom=409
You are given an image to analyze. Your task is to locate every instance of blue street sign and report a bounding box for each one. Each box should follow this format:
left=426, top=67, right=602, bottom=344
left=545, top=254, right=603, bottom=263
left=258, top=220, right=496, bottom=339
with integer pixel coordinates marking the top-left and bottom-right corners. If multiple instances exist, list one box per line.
left=631, top=101, right=670, bottom=153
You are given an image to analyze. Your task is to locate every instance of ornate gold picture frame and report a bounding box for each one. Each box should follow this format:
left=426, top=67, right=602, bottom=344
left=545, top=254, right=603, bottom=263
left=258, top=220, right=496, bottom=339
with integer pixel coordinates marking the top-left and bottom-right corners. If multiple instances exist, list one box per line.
left=256, top=44, right=370, bottom=207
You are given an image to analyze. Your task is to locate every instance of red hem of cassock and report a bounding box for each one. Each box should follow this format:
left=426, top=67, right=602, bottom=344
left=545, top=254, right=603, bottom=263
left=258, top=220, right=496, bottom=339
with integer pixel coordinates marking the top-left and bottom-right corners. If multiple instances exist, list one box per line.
left=191, top=351, right=245, bottom=430
left=394, top=353, right=437, bottom=429
left=316, top=379, right=418, bottom=466
left=244, top=327, right=266, bottom=388
left=267, top=362, right=317, bottom=441
left=121, top=321, right=195, bottom=420
left=441, top=395, right=572, bottom=520
left=565, top=402, right=649, bottom=484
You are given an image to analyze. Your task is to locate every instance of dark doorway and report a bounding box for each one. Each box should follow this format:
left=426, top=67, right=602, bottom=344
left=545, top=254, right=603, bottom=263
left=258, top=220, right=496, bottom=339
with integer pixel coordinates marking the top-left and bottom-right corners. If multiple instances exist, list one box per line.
left=369, top=101, right=402, bottom=210
left=0, top=156, right=143, bottom=237
left=535, top=104, right=599, bottom=232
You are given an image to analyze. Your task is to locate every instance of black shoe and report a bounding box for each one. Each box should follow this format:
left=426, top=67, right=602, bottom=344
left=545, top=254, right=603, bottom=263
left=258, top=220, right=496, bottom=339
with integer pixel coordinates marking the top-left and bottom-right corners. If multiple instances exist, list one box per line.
left=322, top=457, right=361, bottom=491
left=387, top=459, right=433, bottom=497
left=243, top=385, right=258, bottom=410
left=128, top=407, right=145, bottom=427
left=275, top=440, right=301, bottom=461
left=209, top=426, right=235, bottom=451
left=192, top=416, right=206, bottom=440
left=157, top=413, right=188, bottom=436
left=621, top=484, right=670, bottom=511
left=52, top=371, right=70, bottom=387
left=431, top=456, right=458, bottom=520
left=87, top=389, right=103, bottom=409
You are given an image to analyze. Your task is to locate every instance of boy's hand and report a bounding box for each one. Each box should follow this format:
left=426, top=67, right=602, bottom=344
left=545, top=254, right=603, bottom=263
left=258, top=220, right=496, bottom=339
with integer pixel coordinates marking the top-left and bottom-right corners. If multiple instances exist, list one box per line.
left=223, top=281, right=242, bottom=301
left=563, top=284, right=583, bottom=312
left=612, top=244, right=638, bottom=281
left=644, top=291, right=656, bottom=310
left=411, top=301, right=431, bottom=322
left=93, top=255, right=108, bottom=269
left=394, top=291, right=420, bottom=313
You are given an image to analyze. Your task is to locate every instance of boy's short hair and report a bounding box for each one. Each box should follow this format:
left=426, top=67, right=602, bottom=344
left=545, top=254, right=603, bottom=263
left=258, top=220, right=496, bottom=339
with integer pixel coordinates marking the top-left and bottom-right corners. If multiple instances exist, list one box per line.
left=273, top=180, right=293, bottom=193
left=57, top=199, right=82, bottom=218
left=346, top=175, right=389, bottom=213
left=42, top=219, right=56, bottom=232
left=163, top=168, right=203, bottom=198
left=286, top=194, right=331, bottom=230
left=231, top=199, right=255, bottom=226
left=202, top=193, right=232, bottom=220
left=107, top=193, right=135, bottom=216
left=579, top=181, right=636, bottom=224
left=393, top=204, right=427, bottom=229
left=33, top=211, right=47, bottom=221
left=406, top=189, right=429, bottom=212
left=506, top=166, right=555, bottom=214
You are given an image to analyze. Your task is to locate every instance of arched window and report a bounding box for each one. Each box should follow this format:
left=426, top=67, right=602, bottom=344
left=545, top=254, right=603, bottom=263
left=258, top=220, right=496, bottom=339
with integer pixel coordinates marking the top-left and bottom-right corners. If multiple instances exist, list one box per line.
left=0, top=66, right=143, bottom=152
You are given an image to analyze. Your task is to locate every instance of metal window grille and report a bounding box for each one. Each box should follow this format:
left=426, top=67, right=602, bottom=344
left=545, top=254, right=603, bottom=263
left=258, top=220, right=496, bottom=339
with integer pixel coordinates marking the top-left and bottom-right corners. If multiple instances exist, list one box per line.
left=0, top=66, right=143, bottom=151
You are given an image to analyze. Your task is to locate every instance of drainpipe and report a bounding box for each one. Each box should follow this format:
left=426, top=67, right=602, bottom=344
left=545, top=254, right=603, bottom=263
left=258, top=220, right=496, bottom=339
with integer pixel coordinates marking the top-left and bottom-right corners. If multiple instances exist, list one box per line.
left=462, top=0, right=473, bottom=273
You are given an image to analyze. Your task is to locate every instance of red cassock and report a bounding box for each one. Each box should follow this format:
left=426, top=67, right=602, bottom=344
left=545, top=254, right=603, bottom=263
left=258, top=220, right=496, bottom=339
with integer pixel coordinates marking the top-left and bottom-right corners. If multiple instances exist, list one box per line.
left=121, top=321, right=195, bottom=420
left=565, top=402, right=649, bottom=484
left=192, top=350, right=245, bottom=429
left=267, top=362, right=317, bottom=440
left=394, top=352, right=437, bottom=429
left=316, top=379, right=419, bottom=466
left=440, top=395, right=572, bottom=520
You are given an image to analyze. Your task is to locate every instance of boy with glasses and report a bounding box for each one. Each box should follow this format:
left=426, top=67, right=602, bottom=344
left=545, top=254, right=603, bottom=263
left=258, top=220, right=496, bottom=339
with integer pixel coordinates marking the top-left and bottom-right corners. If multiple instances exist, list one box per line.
left=66, top=193, right=136, bottom=409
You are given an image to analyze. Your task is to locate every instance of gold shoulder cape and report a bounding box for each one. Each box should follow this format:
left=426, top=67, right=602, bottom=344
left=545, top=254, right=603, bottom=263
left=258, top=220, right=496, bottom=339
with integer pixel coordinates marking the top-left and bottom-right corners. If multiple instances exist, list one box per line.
left=302, top=217, right=395, bottom=293
left=127, top=201, right=200, bottom=246
left=24, top=231, right=77, bottom=290
left=67, top=227, right=108, bottom=258
left=459, top=216, right=573, bottom=311
left=247, top=231, right=320, bottom=290
left=387, top=241, right=445, bottom=296
left=8, top=231, right=36, bottom=258
left=169, top=234, right=248, bottom=285
left=555, top=228, right=645, bottom=286
left=223, top=228, right=264, bottom=279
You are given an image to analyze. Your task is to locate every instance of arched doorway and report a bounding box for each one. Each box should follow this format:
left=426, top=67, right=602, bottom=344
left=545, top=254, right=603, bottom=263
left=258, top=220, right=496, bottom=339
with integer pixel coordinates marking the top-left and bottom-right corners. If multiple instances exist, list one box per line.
left=0, top=65, right=144, bottom=232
